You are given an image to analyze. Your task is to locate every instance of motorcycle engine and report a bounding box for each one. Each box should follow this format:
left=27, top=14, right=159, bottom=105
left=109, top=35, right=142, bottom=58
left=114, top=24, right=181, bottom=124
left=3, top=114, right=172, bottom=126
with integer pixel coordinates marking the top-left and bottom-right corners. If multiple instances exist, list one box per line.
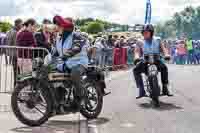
left=53, top=81, right=74, bottom=105
left=53, top=82, right=65, bottom=89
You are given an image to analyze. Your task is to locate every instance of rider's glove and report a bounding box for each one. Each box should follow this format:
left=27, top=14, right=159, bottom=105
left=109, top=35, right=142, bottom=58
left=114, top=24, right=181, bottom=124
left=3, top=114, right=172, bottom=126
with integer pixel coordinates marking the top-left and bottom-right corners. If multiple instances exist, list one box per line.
left=90, top=59, right=95, bottom=65
left=61, top=53, right=71, bottom=60
left=134, top=58, right=141, bottom=65
left=164, top=56, right=171, bottom=61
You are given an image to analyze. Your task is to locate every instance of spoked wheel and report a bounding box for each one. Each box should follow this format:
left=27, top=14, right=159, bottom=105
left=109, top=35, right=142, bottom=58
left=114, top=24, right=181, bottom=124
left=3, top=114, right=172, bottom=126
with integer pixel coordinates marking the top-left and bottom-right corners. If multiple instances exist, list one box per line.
left=11, top=80, right=52, bottom=127
left=80, top=82, right=103, bottom=119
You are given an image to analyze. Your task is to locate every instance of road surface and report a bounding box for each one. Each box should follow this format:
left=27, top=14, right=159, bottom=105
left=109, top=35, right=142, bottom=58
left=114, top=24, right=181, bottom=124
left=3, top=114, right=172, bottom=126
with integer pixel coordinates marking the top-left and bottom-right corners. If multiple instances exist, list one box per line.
left=0, top=63, right=200, bottom=133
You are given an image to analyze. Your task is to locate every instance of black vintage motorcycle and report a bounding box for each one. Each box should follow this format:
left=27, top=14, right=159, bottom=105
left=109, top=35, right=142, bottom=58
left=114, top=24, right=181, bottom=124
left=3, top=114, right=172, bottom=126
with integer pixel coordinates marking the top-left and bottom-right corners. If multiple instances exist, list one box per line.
left=11, top=55, right=107, bottom=127
left=142, top=54, right=170, bottom=107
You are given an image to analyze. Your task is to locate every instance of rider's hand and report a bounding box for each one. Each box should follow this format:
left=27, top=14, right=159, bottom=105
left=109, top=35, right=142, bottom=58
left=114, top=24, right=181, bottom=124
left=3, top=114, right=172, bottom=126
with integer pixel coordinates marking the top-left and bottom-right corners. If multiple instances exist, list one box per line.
left=134, top=58, right=141, bottom=65
left=62, top=53, right=71, bottom=60
left=89, top=59, right=95, bottom=65
left=61, top=56, right=68, bottom=60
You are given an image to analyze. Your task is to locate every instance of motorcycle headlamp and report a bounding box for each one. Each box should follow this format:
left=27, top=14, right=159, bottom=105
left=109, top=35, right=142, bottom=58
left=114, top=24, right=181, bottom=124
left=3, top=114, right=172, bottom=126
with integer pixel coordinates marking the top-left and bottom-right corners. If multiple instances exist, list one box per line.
left=148, top=65, right=158, bottom=76
left=32, top=58, right=44, bottom=70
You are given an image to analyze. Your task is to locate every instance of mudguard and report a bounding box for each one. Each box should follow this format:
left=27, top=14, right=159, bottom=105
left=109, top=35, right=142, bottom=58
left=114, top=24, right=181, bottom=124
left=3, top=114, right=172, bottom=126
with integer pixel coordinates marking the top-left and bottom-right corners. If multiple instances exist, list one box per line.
left=17, top=73, right=34, bottom=83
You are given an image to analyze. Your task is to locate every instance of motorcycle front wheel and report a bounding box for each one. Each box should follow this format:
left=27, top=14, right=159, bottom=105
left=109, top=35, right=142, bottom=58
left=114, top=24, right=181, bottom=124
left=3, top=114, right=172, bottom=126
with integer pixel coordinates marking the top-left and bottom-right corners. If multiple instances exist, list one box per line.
left=11, top=80, right=52, bottom=127
left=80, top=82, right=103, bottom=119
left=149, top=76, right=160, bottom=107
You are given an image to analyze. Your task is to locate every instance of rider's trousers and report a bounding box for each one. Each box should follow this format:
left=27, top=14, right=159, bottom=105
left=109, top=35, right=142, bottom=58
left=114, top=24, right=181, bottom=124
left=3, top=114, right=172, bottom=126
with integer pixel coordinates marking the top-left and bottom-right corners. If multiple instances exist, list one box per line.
left=133, top=60, right=169, bottom=96
left=71, top=65, right=86, bottom=99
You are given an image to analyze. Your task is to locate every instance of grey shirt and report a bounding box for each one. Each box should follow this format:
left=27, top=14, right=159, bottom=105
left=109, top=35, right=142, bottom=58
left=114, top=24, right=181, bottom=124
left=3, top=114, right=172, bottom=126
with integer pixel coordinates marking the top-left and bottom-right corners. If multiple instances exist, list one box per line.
left=6, top=28, right=17, bottom=46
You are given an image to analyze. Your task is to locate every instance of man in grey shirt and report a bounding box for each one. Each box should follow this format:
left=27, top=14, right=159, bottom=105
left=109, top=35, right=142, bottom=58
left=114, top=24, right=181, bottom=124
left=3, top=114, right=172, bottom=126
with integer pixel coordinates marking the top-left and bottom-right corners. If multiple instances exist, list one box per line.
left=5, top=19, right=23, bottom=86
left=6, top=19, right=23, bottom=46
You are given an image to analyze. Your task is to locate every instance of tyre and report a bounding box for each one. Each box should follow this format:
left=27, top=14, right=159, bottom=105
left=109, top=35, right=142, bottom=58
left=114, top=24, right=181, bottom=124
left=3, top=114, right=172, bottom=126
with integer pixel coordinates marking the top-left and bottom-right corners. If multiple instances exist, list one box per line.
left=149, top=76, right=160, bottom=107
left=80, top=82, right=103, bottom=119
left=11, top=80, right=52, bottom=127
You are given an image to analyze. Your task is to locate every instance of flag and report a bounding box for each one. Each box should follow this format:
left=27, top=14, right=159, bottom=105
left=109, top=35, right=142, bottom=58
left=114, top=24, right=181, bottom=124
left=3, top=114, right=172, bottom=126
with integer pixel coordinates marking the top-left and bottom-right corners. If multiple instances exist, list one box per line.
left=145, top=0, right=152, bottom=24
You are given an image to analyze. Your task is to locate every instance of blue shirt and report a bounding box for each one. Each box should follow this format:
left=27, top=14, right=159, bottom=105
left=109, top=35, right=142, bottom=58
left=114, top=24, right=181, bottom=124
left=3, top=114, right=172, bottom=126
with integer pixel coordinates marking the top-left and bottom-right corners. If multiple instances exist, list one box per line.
left=56, top=32, right=89, bottom=71
left=143, top=37, right=161, bottom=55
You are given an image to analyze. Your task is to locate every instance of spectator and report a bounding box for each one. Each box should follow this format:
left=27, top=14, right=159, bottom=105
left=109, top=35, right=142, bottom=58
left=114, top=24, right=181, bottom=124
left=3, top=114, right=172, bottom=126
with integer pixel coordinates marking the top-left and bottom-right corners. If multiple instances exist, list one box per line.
left=193, top=41, right=200, bottom=64
left=17, top=18, right=37, bottom=48
left=0, top=32, right=7, bottom=57
left=127, top=37, right=136, bottom=66
left=6, top=18, right=23, bottom=46
left=17, top=18, right=37, bottom=59
left=35, top=19, right=52, bottom=57
left=171, top=45, right=177, bottom=64
left=5, top=18, right=23, bottom=86
left=16, top=19, right=37, bottom=74
left=198, top=41, right=200, bottom=63
left=107, top=35, right=113, bottom=47
left=119, top=36, right=127, bottom=47
left=0, top=32, right=6, bottom=45
left=186, top=37, right=195, bottom=64
left=113, top=35, right=119, bottom=47
left=176, top=40, right=187, bottom=65
left=92, top=37, right=105, bottom=66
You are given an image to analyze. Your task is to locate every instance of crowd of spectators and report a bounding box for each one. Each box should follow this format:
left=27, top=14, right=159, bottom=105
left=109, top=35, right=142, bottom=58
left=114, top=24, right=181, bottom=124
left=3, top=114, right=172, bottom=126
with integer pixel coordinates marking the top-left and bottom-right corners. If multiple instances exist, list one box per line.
left=0, top=18, right=200, bottom=70
left=167, top=39, right=200, bottom=65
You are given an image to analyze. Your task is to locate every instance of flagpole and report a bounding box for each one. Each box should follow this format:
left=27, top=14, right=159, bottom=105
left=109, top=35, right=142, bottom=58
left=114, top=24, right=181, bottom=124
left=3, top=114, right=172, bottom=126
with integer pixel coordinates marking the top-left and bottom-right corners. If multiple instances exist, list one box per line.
left=145, top=0, right=152, bottom=24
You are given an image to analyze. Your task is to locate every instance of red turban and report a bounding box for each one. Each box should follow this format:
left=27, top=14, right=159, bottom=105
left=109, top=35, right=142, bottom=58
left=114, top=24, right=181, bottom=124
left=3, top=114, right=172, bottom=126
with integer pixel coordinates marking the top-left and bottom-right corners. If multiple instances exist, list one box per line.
left=53, top=15, right=74, bottom=29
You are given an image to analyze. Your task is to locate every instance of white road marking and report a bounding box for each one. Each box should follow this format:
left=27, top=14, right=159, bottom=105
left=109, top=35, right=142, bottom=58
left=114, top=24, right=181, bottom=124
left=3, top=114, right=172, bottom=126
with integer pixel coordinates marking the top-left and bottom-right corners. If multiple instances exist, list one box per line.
left=120, top=122, right=135, bottom=128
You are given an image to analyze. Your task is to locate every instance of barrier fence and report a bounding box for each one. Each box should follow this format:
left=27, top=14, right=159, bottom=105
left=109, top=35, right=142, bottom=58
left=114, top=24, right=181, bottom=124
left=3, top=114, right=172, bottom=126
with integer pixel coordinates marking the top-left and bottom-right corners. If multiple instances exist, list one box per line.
left=93, top=47, right=134, bottom=70
left=0, top=46, right=49, bottom=93
left=94, top=47, right=200, bottom=67
left=0, top=46, right=198, bottom=112
left=0, top=46, right=199, bottom=94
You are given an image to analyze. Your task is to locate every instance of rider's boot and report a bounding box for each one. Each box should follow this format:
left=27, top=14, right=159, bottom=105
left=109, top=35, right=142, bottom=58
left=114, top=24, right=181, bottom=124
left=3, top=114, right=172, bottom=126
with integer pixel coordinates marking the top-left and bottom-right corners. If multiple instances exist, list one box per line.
left=103, top=89, right=111, bottom=96
left=162, top=84, right=173, bottom=96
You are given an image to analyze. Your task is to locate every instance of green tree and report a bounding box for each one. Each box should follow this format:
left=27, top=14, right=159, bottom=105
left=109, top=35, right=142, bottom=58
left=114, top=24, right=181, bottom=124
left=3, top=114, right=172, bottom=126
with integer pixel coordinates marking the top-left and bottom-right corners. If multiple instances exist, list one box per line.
left=80, top=26, right=87, bottom=32
left=0, top=22, right=12, bottom=33
left=86, top=22, right=104, bottom=34
left=155, top=6, right=200, bottom=39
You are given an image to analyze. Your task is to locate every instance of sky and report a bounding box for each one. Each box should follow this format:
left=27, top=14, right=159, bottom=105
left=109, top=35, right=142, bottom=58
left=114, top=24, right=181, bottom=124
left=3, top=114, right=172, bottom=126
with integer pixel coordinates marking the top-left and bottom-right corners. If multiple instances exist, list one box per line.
left=0, top=0, right=200, bottom=25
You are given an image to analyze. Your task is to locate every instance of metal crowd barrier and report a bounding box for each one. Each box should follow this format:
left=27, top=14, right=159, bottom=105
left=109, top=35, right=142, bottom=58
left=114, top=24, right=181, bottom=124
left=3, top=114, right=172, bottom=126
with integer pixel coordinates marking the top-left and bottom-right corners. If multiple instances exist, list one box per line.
left=92, top=47, right=134, bottom=70
left=0, top=46, right=49, bottom=93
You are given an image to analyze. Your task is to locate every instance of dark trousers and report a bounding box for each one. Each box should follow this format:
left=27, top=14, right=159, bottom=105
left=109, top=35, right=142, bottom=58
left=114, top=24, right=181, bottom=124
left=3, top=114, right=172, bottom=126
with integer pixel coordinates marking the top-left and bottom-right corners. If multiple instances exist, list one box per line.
left=133, top=60, right=168, bottom=96
left=56, top=64, right=86, bottom=106
left=71, top=65, right=106, bottom=98
left=71, top=65, right=86, bottom=99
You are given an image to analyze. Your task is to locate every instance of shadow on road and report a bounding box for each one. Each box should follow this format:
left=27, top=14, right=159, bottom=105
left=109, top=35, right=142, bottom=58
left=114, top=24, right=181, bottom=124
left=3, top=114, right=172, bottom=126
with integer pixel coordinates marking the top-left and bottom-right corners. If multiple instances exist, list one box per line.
left=138, top=101, right=183, bottom=111
left=88, top=117, right=110, bottom=125
left=10, top=118, right=110, bottom=133
left=11, top=127, right=33, bottom=133
left=11, top=120, right=80, bottom=133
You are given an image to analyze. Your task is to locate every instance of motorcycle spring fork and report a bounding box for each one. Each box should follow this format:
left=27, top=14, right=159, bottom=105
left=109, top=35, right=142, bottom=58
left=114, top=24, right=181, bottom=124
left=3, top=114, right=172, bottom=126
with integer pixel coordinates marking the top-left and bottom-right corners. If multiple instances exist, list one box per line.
left=142, top=74, right=151, bottom=96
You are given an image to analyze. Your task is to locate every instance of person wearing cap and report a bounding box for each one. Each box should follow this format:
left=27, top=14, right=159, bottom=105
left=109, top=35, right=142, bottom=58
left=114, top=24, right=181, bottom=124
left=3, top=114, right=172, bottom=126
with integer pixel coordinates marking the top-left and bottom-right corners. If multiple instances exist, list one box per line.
left=133, top=24, right=173, bottom=100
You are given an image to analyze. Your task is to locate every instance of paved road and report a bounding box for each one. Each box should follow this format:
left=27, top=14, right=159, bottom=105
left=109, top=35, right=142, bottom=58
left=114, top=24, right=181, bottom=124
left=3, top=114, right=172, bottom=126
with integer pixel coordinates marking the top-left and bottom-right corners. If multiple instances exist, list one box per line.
left=0, top=64, right=200, bottom=133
